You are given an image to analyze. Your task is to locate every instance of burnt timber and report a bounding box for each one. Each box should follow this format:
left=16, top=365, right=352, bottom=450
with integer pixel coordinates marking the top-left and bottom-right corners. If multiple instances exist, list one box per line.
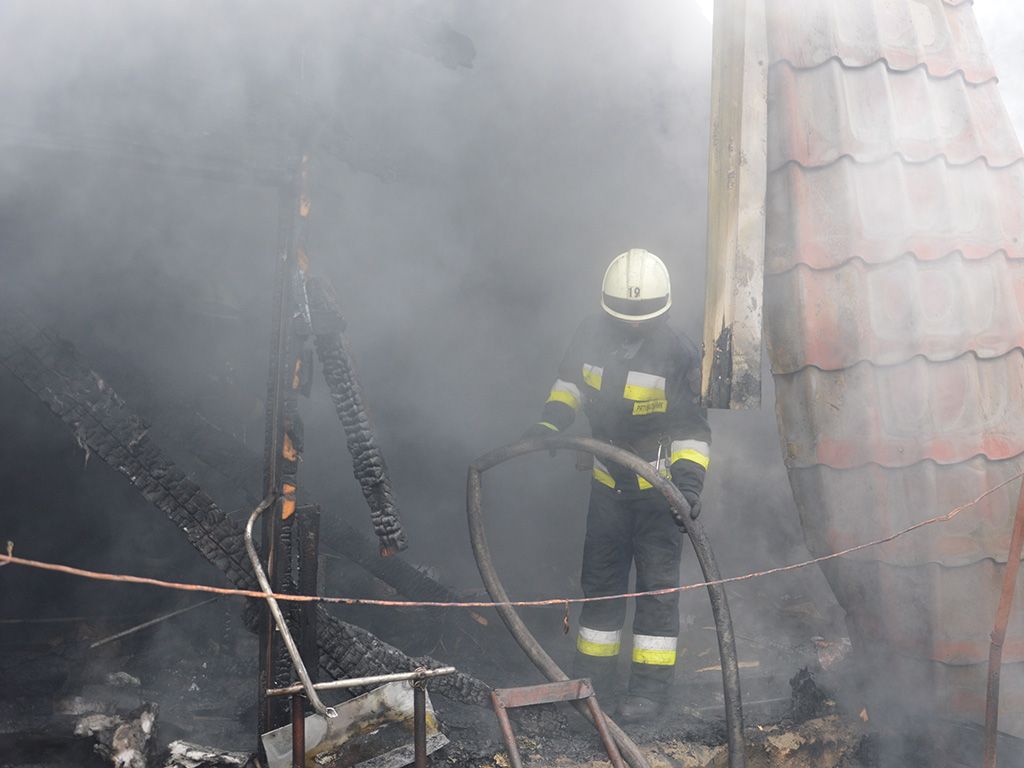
left=0, top=309, right=490, bottom=706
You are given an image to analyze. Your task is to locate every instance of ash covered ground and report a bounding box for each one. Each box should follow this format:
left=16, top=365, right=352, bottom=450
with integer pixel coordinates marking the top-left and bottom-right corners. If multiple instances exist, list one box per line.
left=1, top=533, right=875, bottom=768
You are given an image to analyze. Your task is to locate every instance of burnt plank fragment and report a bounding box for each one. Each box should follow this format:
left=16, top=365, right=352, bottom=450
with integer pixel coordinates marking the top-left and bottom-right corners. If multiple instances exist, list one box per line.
left=306, top=276, right=407, bottom=555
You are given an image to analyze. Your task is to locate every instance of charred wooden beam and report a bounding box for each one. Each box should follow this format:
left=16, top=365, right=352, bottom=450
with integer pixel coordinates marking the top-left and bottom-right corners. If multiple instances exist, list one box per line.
left=0, top=311, right=490, bottom=706
left=15, top=326, right=469, bottom=613
left=307, top=276, right=407, bottom=555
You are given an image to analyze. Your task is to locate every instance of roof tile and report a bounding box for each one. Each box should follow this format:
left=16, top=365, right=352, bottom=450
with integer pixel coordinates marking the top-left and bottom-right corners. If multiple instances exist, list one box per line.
left=775, top=350, right=1024, bottom=469
left=769, top=59, right=1021, bottom=171
left=766, top=156, right=1024, bottom=274
left=767, top=0, right=996, bottom=82
left=790, top=457, right=1024, bottom=567
left=766, top=252, right=1024, bottom=372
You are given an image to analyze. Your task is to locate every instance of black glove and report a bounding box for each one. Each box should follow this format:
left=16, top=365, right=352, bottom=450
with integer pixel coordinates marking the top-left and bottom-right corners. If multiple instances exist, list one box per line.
left=670, top=462, right=704, bottom=526
left=669, top=492, right=700, bottom=531
left=682, top=490, right=701, bottom=521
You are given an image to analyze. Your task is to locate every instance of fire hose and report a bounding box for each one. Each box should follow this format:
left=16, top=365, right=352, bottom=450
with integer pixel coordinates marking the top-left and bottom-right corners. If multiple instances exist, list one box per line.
left=467, top=437, right=746, bottom=768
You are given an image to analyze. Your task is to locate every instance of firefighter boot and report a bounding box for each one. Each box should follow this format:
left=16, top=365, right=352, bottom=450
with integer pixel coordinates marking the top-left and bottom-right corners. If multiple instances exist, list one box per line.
left=573, top=649, right=618, bottom=704
left=617, top=694, right=662, bottom=724
left=620, top=644, right=675, bottom=723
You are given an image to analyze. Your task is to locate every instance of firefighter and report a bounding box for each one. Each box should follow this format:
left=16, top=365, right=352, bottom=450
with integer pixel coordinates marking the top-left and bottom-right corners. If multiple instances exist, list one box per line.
left=523, top=248, right=709, bottom=723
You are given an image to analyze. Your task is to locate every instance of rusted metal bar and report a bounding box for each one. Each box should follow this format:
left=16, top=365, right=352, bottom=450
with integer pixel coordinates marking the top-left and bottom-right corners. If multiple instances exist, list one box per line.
left=490, top=692, right=524, bottom=768
left=491, top=680, right=623, bottom=768
left=291, top=693, right=306, bottom=768
left=413, top=680, right=428, bottom=768
left=584, top=696, right=625, bottom=768
left=266, top=666, right=457, bottom=698
left=493, top=679, right=593, bottom=707
left=983, top=480, right=1024, bottom=768
left=701, top=0, right=768, bottom=410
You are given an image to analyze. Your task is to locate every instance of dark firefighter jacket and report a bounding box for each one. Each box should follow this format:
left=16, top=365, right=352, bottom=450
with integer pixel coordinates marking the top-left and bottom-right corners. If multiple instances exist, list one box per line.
left=535, top=313, right=711, bottom=500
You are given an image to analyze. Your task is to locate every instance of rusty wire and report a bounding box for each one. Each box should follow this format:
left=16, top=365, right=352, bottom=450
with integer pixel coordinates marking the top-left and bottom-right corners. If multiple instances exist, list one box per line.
left=1, top=469, right=1021, bottom=610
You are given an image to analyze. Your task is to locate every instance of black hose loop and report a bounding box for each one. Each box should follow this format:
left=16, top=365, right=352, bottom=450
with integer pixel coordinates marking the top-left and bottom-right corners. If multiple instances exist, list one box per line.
left=467, top=436, right=745, bottom=768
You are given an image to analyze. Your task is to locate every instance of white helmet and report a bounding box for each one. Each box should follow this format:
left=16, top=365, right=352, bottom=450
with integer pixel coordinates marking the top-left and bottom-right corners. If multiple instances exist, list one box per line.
left=600, top=248, right=672, bottom=321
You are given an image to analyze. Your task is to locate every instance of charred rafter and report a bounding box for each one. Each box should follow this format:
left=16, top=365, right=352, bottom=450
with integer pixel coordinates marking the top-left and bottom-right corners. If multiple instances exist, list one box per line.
left=307, top=276, right=407, bottom=555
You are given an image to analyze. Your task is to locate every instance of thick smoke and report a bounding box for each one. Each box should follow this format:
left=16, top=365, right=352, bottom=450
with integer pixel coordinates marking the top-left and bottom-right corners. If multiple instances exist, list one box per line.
left=7, top=2, right=1022, bottom=753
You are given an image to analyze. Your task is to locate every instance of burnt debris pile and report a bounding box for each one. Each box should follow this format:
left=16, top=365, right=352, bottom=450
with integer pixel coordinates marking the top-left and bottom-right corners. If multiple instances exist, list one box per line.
left=0, top=308, right=489, bottom=707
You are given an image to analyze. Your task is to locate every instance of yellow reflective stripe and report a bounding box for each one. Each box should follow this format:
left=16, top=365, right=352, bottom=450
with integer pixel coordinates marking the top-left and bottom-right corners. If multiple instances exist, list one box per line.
left=593, top=467, right=616, bottom=488
left=577, top=637, right=621, bottom=657
left=623, top=371, right=666, bottom=402
left=582, top=364, right=604, bottom=390
left=632, top=648, right=677, bottom=665
left=632, top=636, right=678, bottom=666
left=537, top=421, right=559, bottom=432
left=547, top=389, right=579, bottom=410
left=623, top=384, right=665, bottom=402
left=592, top=458, right=616, bottom=488
left=671, top=449, right=710, bottom=470
left=632, top=399, right=667, bottom=416
left=547, top=379, right=581, bottom=411
left=637, top=459, right=670, bottom=490
left=670, top=440, right=710, bottom=469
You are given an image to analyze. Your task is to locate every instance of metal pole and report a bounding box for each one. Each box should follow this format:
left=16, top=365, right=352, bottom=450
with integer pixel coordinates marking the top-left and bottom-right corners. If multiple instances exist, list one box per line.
left=291, top=693, right=306, bottom=768
left=584, top=697, right=626, bottom=768
left=983, top=480, right=1024, bottom=768
left=266, top=666, right=457, bottom=698
left=246, top=497, right=335, bottom=718
left=413, top=681, right=428, bottom=768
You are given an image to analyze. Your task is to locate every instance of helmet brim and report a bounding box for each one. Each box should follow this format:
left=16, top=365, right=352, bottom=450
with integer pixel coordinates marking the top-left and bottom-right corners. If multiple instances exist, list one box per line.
left=601, top=293, right=672, bottom=322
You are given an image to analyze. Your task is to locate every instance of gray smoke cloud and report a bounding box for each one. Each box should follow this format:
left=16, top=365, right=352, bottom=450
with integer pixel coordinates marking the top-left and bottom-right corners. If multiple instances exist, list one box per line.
left=6, top=4, right=1022, bottom=750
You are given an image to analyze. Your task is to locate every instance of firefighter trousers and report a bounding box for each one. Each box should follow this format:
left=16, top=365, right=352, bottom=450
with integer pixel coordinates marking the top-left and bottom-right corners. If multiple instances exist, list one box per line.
left=572, top=487, right=683, bottom=702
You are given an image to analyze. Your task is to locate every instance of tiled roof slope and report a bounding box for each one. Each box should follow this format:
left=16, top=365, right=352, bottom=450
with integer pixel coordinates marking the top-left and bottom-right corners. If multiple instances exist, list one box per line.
left=764, top=0, right=1024, bottom=735
left=769, top=60, right=1020, bottom=171
left=767, top=0, right=996, bottom=83
left=768, top=252, right=1024, bottom=373
left=766, top=0, right=1024, bottom=469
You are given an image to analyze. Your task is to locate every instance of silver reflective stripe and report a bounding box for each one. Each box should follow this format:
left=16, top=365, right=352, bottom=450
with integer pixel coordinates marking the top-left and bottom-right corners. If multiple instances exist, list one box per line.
left=579, top=627, right=622, bottom=645
left=552, top=379, right=582, bottom=401
left=670, top=440, right=710, bottom=457
left=632, top=634, right=677, bottom=651
left=547, top=378, right=582, bottom=410
left=582, top=363, right=604, bottom=389
left=625, top=371, right=666, bottom=391
left=670, top=440, right=711, bottom=469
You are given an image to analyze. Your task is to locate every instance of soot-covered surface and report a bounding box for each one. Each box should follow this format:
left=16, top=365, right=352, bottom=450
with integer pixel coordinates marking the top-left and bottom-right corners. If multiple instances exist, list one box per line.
left=0, top=562, right=873, bottom=768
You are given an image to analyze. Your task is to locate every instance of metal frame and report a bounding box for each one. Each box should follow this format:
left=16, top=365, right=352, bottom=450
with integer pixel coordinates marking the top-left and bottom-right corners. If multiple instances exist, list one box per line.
left=246, top=495, right=335, bottom=718
left=247, top=494, right=454, bottom=768
left=490, top=680, right=624, bottom=768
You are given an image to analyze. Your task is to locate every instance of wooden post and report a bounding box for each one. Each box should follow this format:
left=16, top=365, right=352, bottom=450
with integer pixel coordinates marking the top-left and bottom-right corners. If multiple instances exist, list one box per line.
left=701, top=0, right=768, bottom=410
